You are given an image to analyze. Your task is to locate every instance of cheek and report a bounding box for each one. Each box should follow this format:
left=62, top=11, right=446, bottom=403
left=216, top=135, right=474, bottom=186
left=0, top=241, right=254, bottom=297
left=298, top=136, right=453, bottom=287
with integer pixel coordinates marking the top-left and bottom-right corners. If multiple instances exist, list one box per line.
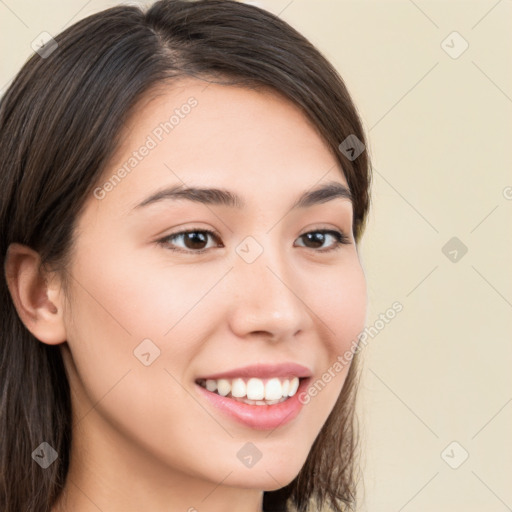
left=62, top=249, right=236, bottom=478
left=310, top=259, right=367, bottom=356
left=66, top=240, right=220, bottom=348
left=297, top=259, right=366, bottom=415
left=62, top=242, right=228, bottom=417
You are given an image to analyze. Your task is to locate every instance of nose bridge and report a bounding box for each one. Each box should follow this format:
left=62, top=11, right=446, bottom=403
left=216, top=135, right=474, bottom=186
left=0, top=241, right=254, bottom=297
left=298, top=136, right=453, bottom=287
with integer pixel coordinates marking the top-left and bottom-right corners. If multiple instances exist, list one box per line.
left=228, top=232, right=309, bottom=338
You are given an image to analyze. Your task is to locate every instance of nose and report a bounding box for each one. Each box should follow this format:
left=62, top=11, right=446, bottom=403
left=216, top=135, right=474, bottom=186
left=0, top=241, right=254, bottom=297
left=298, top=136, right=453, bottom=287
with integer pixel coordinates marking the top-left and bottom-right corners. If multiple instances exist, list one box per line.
left=227, top=244, right=312, bottom=342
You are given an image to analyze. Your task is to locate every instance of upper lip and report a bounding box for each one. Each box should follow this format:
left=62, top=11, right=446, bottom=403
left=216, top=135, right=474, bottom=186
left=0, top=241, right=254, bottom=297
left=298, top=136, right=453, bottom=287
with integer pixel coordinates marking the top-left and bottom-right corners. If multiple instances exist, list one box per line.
left=197, top=363, right=312, bottom=380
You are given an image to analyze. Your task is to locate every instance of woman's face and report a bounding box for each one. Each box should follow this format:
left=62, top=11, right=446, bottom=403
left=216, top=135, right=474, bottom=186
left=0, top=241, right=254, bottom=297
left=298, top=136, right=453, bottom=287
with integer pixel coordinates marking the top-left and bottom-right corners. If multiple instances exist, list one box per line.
left=59, top=78, right=367, bottom=492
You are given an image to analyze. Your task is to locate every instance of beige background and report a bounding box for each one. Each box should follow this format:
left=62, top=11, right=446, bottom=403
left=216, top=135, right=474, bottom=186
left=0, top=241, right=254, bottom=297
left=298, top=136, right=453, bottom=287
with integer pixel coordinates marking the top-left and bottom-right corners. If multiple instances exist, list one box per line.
left=1, top=0, right=511, bottom=510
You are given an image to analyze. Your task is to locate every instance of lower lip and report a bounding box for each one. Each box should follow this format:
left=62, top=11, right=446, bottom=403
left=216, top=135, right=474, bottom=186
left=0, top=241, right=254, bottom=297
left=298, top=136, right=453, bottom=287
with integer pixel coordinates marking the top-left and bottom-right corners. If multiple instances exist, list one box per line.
left=195, top=378, right=310, bottom=430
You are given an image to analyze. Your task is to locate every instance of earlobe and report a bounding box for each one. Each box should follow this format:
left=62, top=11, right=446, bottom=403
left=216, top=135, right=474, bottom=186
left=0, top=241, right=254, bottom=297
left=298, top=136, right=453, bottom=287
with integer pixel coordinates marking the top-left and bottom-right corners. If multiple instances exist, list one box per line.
left=4, top=242, right=67, bottom=345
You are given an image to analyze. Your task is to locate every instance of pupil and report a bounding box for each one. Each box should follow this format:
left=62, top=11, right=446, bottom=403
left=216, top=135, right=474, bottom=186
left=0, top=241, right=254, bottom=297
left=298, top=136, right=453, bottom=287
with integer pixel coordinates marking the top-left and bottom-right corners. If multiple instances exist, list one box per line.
left=186, top=232, right=207, bottom=249
left=306, top=232, right=324, bottom=248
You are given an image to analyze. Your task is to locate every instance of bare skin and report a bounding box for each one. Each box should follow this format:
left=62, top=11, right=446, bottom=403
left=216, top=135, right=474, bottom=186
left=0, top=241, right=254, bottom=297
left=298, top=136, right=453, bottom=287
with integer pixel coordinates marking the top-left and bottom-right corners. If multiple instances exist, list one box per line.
left=5, top=78, right=367, bottom=512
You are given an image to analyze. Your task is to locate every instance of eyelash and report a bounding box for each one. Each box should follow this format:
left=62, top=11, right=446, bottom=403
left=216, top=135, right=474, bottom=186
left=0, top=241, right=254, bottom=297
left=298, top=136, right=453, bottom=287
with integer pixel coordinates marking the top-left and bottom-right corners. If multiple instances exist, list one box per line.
left=156, top=227, right=351, bottom=254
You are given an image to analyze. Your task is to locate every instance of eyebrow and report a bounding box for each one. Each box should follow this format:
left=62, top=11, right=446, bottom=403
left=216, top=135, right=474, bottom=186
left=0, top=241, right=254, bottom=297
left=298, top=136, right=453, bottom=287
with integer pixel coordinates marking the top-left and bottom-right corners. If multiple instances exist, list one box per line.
left=132, top=180, right=352, bottom=211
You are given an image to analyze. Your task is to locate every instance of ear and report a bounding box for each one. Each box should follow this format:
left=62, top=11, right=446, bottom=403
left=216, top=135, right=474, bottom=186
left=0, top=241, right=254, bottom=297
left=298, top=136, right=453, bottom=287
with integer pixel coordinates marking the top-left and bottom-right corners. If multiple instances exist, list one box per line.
left=4, top=242, right=67, bottom=345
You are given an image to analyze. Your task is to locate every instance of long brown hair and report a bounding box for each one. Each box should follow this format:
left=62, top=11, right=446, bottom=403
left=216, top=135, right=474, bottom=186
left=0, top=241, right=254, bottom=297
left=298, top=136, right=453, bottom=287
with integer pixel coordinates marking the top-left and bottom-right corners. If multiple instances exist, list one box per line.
left=0, top=1, right=371, bottom=511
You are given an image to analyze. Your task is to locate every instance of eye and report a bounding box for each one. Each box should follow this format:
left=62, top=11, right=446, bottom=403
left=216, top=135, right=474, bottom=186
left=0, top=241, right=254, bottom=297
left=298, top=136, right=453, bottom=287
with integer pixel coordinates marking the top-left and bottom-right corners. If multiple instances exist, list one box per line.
left=157, top=228, right=351, bottom=254
left=157, top=228, right=222, bottom=254
left=295, top=229, right=351, bottom=252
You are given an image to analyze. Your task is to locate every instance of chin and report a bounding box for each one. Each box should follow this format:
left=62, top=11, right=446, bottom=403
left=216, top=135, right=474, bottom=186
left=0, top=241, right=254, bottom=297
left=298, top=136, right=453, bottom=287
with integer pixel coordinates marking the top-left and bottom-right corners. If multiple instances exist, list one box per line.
left=227, top=468, right=299, bottom=491
left=225, top=449, right=309, bottom=490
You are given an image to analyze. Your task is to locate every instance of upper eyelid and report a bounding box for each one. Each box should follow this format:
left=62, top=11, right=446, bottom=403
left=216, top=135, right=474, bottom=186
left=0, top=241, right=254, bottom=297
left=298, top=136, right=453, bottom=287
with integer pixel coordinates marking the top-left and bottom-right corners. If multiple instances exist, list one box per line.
left=162, top=226, right=346, bottom=238
left=159, top=228, right=222, bottom=247
left=158, top=227, right=350, bottom=249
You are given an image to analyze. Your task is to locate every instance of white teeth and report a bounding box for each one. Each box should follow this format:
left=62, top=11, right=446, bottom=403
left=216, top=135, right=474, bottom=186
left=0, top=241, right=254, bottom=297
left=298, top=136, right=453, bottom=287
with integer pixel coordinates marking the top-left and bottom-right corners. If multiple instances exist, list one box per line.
left=205, top=379, right=217, bottom=392
left=288, top=377, right=299, bottom=397
left=217, top=379, right=231, bottom=397
left=264, top=378, right=283, bottom=400
left=281, top=379, right=290, bottom=397
left=246, top=378, right=265, bottom=400
left=231, top=378, right=246, bottom=398
left=198, top=376, right=303, bottom=401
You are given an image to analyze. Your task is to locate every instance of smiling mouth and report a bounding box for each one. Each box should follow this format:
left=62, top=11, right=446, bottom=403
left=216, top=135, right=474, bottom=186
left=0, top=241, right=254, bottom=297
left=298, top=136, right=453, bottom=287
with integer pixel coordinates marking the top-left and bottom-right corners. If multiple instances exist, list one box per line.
left=195, top=376, right=303, bottom=406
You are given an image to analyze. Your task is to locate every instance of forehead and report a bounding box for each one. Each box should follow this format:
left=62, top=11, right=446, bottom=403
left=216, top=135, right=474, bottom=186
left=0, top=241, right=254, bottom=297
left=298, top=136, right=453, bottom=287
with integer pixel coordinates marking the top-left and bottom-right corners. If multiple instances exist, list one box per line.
left=88, top=77, right=349, bottom=218
left=116, top=77, right=341, bottom=167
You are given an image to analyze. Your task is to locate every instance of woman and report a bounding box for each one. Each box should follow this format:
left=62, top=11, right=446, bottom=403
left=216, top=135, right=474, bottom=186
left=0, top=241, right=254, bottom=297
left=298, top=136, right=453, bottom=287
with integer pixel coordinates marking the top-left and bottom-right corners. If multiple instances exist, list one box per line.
left=0, top=1, right=371, bottom=511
